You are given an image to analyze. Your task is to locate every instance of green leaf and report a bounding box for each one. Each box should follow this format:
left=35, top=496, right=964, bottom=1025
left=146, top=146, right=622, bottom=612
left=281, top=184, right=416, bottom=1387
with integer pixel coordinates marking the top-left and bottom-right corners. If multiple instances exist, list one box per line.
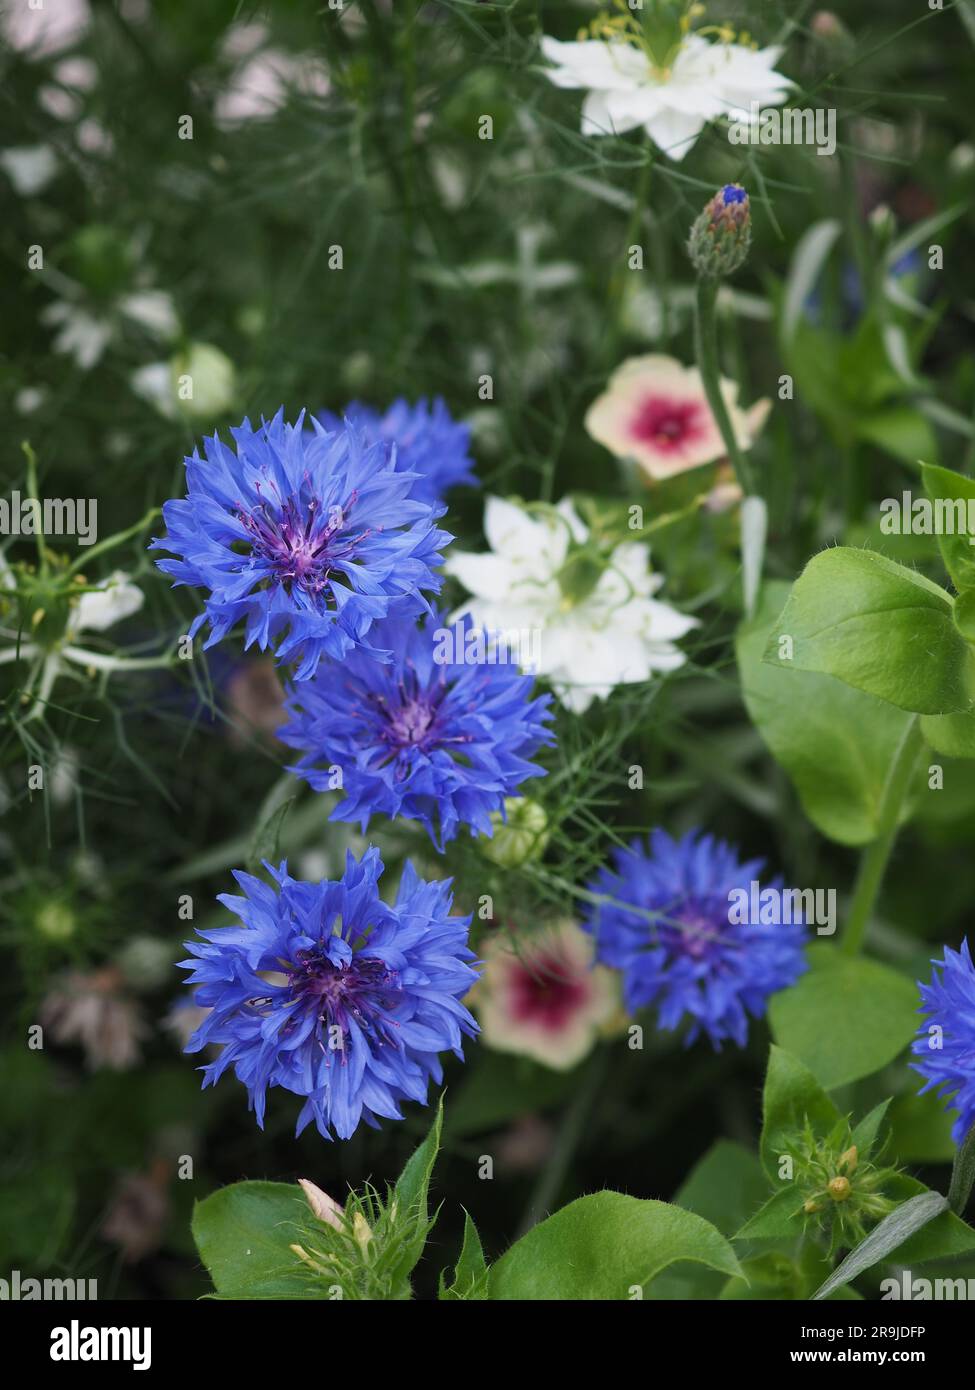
left=955, top=589, right=975, bottom=642
left=812, top=1192, right=949, bottom=1300
left=857, top=408, right=938, bottom=467
left=922, top=462, right=975, bottom=592
left=851, top=1099, right=892, bottom=1160
left=439, top=1211, right=489, bottom=1300
left=948, top=1125, right=975, bottom=1216
left=191, top=1181, right=320, bottom=1299
left=769, top=945, right=918, bottom=1089
left=888, top=1089, right=958, bottom=1163
left=764, top=547, right=974, bottom=715
left=738, top=581, right=915, bottom=845
left=650, top=1141, right=769, bottom=1299
left=487, top=1192, right=742, bottom=1300
left=890, top=1174, right=975, bottom=1263
left=760, top=1045, right=841, bottom=1182
left=735, top=1187, right=806, bottom=1242
left=673, top=1140, right=769, bottom=1237
left=921, top=708, right=975, bottom=759
left=388, top=1094, right=443, bottom=1283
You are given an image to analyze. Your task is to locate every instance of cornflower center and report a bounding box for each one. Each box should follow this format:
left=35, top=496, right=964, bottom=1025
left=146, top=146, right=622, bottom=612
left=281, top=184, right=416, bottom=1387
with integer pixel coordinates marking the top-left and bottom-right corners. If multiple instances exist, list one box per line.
left=237, top=480, right=367, bottom=599
left=288, top=947, right=402, bottom=1047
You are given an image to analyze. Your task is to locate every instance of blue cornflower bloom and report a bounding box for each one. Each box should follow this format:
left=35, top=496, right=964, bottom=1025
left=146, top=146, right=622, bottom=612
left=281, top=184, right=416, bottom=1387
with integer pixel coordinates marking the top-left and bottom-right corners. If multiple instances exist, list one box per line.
left=151, top=409, right=451, bottom=680
left=583, top=828, right=808, bottom=1048
left=317, top=397, right=477, bottom=505
left=912, top=940, right=975, bottom=1144
left=180, top=850, right=479, bottom=1141
left=280, top=611, right=553, bottom=850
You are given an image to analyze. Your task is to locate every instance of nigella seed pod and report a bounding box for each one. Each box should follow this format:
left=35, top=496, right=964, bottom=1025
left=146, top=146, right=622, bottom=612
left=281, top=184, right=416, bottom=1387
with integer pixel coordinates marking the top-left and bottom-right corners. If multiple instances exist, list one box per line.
left=687, top=184, right=752, bottom=278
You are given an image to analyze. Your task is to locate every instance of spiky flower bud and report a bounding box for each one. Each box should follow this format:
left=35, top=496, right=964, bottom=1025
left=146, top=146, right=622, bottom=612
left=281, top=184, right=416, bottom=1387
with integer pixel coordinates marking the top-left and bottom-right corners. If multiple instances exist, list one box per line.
left=827, top=1175, right=852, bottom=1201
left=687, top=185, right=751, bottom=279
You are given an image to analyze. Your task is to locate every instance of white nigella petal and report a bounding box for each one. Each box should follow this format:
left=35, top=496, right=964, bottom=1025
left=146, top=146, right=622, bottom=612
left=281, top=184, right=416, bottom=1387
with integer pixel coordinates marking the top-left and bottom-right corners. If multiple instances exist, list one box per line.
left=70, top=572, right=144, bottom=635
left=446, top=497, right=697, bottom=713
left=540, top=29, right=791, bottom=160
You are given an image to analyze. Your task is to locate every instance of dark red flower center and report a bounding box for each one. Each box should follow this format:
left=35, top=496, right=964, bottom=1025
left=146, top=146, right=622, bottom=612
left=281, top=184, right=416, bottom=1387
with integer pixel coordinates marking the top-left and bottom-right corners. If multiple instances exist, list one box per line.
left=509, top=950, right=590, bottom=1032
left=629, top=395, right=708, bottom=455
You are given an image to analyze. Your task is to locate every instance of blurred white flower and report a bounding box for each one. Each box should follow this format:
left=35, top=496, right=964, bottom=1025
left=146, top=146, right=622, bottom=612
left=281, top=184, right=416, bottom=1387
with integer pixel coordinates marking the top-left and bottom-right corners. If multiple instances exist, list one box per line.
left=213, top=37, right=330, bottom=129
left=446, top=496, right=697, bottom=714
left=2, top=0, right=90, bottom=57
left=70, top=572, right=144, bottom=635
left=0, top=144, right=58, bottom=196
left=585, top=354, right=769, bottom=481
left=41, top=288, right=178, bottom=370
left=470, top=920, right=619, bottom=1071
left=540, top=30, right=790, bottom=160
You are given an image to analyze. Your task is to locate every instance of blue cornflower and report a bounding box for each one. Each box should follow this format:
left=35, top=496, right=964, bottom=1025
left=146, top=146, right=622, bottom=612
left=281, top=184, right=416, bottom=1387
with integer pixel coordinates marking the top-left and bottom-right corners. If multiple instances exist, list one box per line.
left=583, top=828, right=808, bottom=1048
left=280, top=611, right=553, bottom=850
left=912, top=940, right=975, bottom=1144
left=317, top=397, right=477, bottom=505
left=151, top=409, right=451, bottom=680
left=180, top=850, right=479, bottom=1141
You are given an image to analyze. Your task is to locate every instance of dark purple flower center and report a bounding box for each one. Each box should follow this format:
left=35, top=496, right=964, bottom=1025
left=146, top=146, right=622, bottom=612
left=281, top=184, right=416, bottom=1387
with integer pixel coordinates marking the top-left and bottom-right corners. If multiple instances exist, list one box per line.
left=662, top=902, right=725, bottom=961
left=368, top=668, right=465, bottom=766
left=237, top=484, right=366, bottom=599
left=288, top=947, right=402, bottom=1046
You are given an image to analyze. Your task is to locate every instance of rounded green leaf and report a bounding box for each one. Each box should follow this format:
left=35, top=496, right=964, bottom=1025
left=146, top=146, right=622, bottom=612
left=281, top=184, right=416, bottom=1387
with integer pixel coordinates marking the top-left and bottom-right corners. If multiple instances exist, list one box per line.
left=763, top=547, right=974, bottom=715
left=487, top=1192, right=742, bottom=1300
left=769, top=945, right=918, bottom=1089
left=192, top=1181, right=318, bottom=1299
left=738, top=582, right=916, bottom=845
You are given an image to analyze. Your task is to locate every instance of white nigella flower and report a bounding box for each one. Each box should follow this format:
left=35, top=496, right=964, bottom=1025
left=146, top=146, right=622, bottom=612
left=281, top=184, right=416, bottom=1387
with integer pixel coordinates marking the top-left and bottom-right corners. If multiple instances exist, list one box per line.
left=540, top=16, right=790, bottom=160
left=585, top=354, right=769, bottom=481
left=0, top=144, right=59, bottom=196
left=69, top=571, right=145, bottom=636
left=445, top=496, right=698, bottom=714
left=42, top=287, right=179, bottom=371
left=1, top=570, right=157, bottom=723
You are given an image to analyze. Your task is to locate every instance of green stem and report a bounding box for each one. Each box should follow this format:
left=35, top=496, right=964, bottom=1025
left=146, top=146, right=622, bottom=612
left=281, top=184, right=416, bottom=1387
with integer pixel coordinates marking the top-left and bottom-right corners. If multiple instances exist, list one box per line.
left=693, top=279, right=753, bottom=497
left=606, top=149, right=652, bottom=362
left=516, top=1049, right=607, bottom=1237
left=842, top=716, right=922, bottom=957
left=67, top=508, right=160, bottom=575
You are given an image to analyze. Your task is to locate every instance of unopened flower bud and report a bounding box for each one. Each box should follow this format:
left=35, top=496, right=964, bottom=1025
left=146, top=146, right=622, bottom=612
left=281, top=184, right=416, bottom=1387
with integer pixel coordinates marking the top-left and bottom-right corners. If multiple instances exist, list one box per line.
left=803, top=1198, right=823, bottom=1214
left=828, top=1175, right=852, bottom=1202
left=837, top=1145, right=858, bottom=1176
left=298, top=1178, right=345, bottom=1232
left=688, top=185, right=751, bottom=279
left=352, top=1210, right=373, bottom=1254
left=483, top=797, right=550, bottom=868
